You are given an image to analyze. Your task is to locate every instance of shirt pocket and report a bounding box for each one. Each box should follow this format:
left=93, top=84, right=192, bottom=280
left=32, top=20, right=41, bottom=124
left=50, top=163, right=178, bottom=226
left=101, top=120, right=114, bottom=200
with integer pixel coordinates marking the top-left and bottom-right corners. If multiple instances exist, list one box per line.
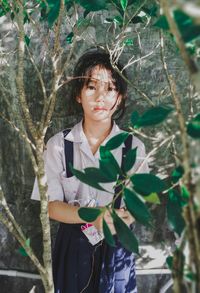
left=60, top=172, right=79, bottom=202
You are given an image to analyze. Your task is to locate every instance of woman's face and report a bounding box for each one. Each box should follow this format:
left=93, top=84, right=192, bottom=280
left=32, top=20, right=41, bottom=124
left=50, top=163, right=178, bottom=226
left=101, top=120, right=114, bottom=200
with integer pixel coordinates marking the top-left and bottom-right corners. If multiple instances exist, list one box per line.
left=77, top=66, right=122, bottom=122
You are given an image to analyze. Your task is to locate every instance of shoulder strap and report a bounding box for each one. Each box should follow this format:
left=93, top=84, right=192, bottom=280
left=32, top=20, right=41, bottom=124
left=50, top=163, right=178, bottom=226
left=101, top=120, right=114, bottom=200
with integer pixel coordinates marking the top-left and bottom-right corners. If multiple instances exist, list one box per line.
left=114, top=134, right=132, bottom=209
left=63, top=129, right=74, bottom=178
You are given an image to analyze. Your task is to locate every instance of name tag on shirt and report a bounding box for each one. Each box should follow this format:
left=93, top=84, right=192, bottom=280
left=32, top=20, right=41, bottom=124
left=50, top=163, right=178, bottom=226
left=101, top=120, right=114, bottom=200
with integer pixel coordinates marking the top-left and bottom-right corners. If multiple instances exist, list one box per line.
left=81, top=223, right=104, bottom=245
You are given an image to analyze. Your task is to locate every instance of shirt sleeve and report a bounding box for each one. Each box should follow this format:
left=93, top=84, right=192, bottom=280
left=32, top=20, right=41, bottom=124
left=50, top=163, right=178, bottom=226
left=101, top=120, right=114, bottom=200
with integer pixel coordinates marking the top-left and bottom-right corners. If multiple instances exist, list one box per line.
left=31, top=134, right=65, bottom=202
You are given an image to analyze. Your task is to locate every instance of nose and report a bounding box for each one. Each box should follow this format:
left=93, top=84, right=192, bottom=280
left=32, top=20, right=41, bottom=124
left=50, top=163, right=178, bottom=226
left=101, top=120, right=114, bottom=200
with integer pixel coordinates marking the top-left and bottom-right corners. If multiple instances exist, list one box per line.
left=96, top=83, right=106, bottom=102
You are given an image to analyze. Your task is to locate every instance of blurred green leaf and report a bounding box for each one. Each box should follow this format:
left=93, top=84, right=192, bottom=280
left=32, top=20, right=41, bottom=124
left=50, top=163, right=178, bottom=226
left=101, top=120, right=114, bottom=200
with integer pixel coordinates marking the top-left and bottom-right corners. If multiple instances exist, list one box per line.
left=123, top=147, right=137, bottom=173
left=131, top=111, right=140, bottom=127
left=112, top=210, right=139, bottom=253
left=171, top=166, right=184, bottom=183
left=78, top=207, right=102, bottom=222
left=167, top=189, right=185, bottom=236
left=124, top=188, right=153, bottom=226
left=153, top=15, right=169, bottom=30
left=185, top=271, right=197, bottom=281
left=154, top=10, right=200, bottom=43
left=0, top=0, right=10, bottom=17
left=132, top=106, right=172, bottom=128
left=181, top=185, right=190, bottom=200
left=19, top=247, right=28, bottom=257
left=166, top=255, right=173, bottom=270
left=113, top=15, right=123, bottom=25
left=70, top=165, right=107, bottom=191
left=131, top=16, right=143, bottom=23
left=174, top=10, right=200, bottom=43
left=75, top=0, right=106, bottom=11
left=131, top=173, right=166, bottom=195
left=144, top=192, right=160, bottom=204
left=142, top=5, right=158, bottom=17
left=66, top=32, right=74, bottom=44
left=124, top=38, right=134, bottom=46
left=120, top=0, right=127, bottom=11
left=187, top=113, right=200, bottom=138
left=65, top=0, right=74, bottom=10
left=103, top=218, right=116, bottom=247
left=105, top=132, right=129, bottom=151
left=47, top=0, right=61, bottom=27
left=18, top=238, right=30, bottom=257
left=24, top=35, right=30, bottom=46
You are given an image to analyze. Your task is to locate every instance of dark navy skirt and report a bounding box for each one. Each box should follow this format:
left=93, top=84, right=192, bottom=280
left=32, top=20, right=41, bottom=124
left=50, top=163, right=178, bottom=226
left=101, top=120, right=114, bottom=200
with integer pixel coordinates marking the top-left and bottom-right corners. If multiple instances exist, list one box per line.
left=53, top=223, right=137, bottom=293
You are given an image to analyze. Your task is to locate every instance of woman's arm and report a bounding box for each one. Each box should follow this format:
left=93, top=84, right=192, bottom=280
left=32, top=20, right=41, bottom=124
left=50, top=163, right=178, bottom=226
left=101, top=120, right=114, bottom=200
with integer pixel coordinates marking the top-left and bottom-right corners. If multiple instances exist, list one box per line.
left=48, top=201, right=85, bottom=224
left=48, top=201, right=134, bottom=234
left=48, top=201, right=104, bottom=229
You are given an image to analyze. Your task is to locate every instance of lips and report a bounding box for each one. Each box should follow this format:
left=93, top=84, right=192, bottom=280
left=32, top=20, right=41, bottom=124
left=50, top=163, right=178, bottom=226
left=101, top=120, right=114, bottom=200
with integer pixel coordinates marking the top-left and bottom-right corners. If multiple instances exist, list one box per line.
left=93, top=107, right=107, bottom=111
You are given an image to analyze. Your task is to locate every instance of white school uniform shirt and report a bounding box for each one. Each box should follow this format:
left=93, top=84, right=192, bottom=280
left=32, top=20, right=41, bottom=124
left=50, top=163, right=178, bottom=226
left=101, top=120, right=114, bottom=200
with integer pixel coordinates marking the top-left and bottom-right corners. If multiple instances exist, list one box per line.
left=31, top=120, right=149, bottom=206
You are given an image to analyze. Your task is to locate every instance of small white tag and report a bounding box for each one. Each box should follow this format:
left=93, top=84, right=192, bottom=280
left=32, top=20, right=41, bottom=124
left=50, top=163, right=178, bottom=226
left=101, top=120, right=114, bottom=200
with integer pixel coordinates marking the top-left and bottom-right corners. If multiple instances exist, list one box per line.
left=81, top=223, right=104, bottom=245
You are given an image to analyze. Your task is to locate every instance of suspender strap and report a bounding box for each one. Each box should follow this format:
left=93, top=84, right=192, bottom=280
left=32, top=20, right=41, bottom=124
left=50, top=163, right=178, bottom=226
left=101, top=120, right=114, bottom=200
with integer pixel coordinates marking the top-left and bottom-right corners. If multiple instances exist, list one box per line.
left=114, top=134, right=133, bottom=209
left=63, top=129, right=74, bottom=178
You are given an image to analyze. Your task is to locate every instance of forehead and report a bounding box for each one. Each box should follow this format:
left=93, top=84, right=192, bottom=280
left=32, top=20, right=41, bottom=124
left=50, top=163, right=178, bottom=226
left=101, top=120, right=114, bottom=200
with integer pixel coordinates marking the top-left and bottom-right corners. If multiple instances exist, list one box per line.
left=88, top=65, right=114, bottom=83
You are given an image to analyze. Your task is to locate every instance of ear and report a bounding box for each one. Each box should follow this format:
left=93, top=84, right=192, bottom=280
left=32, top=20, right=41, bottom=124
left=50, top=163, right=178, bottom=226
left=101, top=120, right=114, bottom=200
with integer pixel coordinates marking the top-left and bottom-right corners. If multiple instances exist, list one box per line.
left=76, top=96, right=81, bottom=103
left=117, top=95, right=122, bottom=106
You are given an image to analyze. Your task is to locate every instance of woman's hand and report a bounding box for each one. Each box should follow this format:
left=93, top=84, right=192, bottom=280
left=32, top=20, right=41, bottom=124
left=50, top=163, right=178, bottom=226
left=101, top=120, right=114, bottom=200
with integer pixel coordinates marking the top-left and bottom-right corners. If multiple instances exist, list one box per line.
left=92, top=208, right=135, bottom=235
left=116, top=209, right=135, bottom=227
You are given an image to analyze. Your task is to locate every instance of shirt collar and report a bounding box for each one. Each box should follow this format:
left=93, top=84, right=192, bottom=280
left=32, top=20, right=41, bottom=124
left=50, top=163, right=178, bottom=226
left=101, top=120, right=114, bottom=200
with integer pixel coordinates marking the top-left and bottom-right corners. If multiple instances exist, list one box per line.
left=64, top=119, right=124, bottom=146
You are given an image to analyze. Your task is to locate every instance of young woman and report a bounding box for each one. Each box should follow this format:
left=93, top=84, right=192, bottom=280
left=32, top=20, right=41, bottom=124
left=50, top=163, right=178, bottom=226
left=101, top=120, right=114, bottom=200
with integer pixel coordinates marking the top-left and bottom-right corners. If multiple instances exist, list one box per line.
left=31, top=48, right=149, bottom=293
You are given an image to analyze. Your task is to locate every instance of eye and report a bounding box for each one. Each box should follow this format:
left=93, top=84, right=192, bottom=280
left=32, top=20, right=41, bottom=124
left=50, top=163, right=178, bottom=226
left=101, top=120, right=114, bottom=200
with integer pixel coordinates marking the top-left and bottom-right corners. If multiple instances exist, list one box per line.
left=108, top=86, right=116, bottom=92
left=87, top=83, right=96, bottom=90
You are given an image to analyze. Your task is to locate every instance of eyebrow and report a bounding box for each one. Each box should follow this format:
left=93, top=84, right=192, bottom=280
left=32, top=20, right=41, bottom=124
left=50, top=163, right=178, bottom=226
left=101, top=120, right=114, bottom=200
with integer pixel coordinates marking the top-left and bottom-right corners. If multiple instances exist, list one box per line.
left=86, top=78, right=116, bottom=85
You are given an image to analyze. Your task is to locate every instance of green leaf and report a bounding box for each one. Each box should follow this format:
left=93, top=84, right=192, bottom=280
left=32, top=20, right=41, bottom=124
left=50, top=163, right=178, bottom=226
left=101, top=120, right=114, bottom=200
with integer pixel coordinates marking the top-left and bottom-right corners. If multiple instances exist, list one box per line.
left=103, top=218, right=115, bottom=247
left=112, top=210, right=139, bottom=254
left=166, top=255, right=173, bottom=270
left=75, top=0, right=106, bottom=11
left=84, top=167, right=114, bottom=183
left=78, top=207, right=102, bottom=222
left=131, top=16, right=143, bottom=24
left=123, top=147, right=137, bottom=173
left=123, top=38, right=134, bottom=46
left=181, top=185, right=190, bottom=200
left=142, top=5, right=158, bottom=17
left=131, top=173, right=166, bottom=195
left=167, top=189, right=185, bottom=236
left=105, top=132, right=129, bottom=151
left=19, top=247, right=28, bottom=257
left=120, top=0, right=127, bottom=11
left=174, top=10, right=200, bottom=43
left=18, top=238, right=30, bottom=257
left=65, top=0, right=74, bottom=10
left=187, top=113, right=200, bottom=138
left=134, top=106, right=173, bottom=128
left=24, top=35, right=30, bottom=46
left=0, top=0, right=10, bottom=17
left=154, top=10, right=200, bottom=43
left=131, top=111, right=139, bottom=127
left=185, top=271, right=197, bottom=281
left=113, top=15, right=123, bottom=25
left=66, top=32, right=74, bottom=44
left=144, top=192, right=160, bottom=204
left=70, top=165, right=106, bottom=191
left=153, top=15, right=169, bottom=30
left=47, top=0, right=61, bottom=27
left=124, top=188, right=152, bottom=226
left=171, top=166, right=184, bottom=183
left=99, top=147, right=123, bottom=179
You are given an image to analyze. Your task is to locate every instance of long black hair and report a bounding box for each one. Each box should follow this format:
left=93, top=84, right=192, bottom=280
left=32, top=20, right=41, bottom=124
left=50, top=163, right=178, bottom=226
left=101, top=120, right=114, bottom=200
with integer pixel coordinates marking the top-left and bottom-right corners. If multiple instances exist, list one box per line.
left=70, top=47, right=128, bottom=120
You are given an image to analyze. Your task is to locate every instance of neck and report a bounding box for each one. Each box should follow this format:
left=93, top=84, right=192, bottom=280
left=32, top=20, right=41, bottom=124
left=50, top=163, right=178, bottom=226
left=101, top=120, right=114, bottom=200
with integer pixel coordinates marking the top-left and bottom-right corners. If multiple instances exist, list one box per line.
left=82, top=117, right=113, bottom=154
